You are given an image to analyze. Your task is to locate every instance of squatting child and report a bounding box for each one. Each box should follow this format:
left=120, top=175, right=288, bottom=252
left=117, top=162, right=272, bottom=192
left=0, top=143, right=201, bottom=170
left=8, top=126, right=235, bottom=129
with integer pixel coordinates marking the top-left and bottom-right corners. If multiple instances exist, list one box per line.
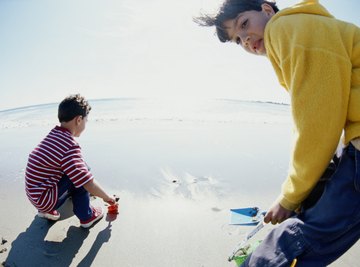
left=25, top=94, right=116, bottom=228
left=196, top=0, right=360, bottom=266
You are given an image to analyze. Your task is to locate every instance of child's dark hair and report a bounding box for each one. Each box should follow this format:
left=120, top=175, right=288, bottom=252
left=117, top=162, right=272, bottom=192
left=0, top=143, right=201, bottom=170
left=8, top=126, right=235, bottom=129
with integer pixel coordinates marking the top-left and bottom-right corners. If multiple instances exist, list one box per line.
left=58, top=94, right=91, bottom=122
left=194, top=0, right=279, bottom=43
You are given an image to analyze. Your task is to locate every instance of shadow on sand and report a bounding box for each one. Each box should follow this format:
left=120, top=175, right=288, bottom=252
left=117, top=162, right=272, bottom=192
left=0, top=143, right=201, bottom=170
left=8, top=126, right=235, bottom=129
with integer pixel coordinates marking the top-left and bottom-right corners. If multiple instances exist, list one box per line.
left=4, top=203, right=117, bottom=267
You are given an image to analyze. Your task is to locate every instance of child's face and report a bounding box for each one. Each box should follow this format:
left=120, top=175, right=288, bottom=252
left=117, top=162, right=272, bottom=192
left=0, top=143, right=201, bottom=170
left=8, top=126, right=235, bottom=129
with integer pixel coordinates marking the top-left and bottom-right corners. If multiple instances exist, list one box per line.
left=74, top=115, right=88, bottom=137
left=223, top=3, right=275, bottom=55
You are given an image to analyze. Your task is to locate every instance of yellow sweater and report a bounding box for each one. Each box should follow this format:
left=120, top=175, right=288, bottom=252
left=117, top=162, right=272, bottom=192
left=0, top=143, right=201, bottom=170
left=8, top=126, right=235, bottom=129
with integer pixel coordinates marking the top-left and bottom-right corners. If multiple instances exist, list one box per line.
left=264, top=0, right=360, bottom=210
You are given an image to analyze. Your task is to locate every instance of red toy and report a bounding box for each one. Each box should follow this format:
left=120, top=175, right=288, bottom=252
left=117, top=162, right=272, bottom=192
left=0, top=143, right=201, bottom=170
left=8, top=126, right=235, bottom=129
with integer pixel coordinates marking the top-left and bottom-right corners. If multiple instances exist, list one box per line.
left=107, top=196, right=119, bottom=214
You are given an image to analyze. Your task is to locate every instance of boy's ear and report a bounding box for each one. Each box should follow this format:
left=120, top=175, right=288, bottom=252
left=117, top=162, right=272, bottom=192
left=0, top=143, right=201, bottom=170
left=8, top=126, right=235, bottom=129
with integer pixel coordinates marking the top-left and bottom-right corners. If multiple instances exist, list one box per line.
left=75, top=115, right=82, bottom=125
left=261, top=3, right=275, bottom=16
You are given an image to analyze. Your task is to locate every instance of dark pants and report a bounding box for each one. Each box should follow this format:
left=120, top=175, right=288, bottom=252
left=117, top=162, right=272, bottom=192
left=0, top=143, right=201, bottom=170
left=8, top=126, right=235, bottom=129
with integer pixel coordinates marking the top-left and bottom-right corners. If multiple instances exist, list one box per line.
left=242, top=144, right=360, bottom=266
left=54, top=174, right=92, bottom=221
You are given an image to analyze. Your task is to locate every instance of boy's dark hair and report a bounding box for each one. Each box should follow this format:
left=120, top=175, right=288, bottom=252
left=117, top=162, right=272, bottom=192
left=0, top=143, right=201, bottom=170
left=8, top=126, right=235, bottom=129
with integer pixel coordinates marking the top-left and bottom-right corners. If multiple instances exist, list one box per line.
left=58, top=94, right=91, bottom=122
left=194, top=0, right=279, bottom=43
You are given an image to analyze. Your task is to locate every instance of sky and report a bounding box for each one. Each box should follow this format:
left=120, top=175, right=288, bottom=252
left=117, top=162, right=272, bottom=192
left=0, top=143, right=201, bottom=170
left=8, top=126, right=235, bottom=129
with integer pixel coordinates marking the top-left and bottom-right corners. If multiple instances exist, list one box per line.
left=0, top=0, right=359, bottom=111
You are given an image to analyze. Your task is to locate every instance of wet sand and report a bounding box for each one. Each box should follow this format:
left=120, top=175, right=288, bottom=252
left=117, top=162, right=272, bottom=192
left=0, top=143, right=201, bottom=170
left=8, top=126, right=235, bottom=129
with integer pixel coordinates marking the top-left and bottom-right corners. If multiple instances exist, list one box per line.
left=0, top=100, right=358, bottom=266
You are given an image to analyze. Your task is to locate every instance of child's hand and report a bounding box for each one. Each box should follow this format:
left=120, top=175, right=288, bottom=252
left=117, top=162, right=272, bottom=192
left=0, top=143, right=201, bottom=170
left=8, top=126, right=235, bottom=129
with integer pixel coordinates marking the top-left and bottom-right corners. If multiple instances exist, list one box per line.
left=264, top=202, right=292, bottom=225
left=104, top=195, right=117, bottom=205
left=105, top=195, right=119, bottom=214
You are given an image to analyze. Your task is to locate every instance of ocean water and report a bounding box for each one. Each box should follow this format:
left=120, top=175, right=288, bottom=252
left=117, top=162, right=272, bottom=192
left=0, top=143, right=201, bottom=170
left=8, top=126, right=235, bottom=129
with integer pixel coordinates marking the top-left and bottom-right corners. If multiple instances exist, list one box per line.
left=0, top=98, right=291, bottom=129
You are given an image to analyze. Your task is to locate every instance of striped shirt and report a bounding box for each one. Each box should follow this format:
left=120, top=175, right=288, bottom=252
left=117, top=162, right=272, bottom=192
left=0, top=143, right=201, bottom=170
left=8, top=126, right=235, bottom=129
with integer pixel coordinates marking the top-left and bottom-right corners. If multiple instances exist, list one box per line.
left=25, top=126, right=93, bottom=212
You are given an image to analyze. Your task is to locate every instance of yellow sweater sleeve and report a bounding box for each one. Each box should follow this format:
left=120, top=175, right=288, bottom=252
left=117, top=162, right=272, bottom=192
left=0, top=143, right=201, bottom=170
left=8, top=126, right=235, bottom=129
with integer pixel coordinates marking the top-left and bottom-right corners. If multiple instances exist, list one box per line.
left=266, top=17, right=352, bottom=210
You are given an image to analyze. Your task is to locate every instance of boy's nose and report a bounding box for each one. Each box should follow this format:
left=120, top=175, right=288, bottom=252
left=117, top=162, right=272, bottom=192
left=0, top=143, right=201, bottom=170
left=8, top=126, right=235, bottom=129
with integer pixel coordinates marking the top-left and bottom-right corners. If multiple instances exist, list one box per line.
left=237, top=32, right=249, bottom=48
left=242, top=36, right=250, bottom=47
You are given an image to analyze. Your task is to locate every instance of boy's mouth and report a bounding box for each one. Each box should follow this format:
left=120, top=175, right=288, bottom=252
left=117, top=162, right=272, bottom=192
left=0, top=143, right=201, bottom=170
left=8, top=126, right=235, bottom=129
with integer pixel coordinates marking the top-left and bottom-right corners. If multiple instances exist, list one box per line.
left=253, top=39, right=262, bottom=53
left=251, top=39, right=264, bottom=54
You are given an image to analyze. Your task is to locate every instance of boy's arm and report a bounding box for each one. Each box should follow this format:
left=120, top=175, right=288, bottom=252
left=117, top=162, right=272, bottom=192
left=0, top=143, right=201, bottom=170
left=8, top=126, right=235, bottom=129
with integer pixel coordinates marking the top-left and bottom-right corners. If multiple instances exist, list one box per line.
left=61, top=145, right=116, bottom=204
left=266, top=19, right=351, bottom=212
left=84, top=179, right=116, bottom=204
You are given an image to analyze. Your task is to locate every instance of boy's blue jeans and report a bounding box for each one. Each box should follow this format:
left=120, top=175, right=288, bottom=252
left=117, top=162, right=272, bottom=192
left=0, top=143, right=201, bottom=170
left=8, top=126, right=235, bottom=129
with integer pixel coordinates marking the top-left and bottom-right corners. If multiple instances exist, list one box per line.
left=54, top=175, right=93, bottom=221
left=242, top=144, right=360, bottom=267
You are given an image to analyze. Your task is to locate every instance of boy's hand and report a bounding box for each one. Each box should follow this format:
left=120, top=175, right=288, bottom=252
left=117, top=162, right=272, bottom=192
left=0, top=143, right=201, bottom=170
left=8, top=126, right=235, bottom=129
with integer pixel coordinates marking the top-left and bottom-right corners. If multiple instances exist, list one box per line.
left=264, top=202, right=292, bottom=225
left=104, top=195, right=117, bottom=205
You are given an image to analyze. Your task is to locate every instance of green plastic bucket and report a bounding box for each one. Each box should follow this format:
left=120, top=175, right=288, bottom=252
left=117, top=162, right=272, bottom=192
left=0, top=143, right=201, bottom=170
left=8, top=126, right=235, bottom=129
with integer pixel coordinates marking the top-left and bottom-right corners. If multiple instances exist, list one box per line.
left=233, top=240, right=262, bottom=267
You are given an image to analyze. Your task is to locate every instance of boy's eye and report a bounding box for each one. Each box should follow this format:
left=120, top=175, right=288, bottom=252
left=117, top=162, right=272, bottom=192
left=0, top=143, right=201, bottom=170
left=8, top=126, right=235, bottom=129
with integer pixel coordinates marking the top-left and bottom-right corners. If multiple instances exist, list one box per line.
left=241, top=19, right=248, bottom=29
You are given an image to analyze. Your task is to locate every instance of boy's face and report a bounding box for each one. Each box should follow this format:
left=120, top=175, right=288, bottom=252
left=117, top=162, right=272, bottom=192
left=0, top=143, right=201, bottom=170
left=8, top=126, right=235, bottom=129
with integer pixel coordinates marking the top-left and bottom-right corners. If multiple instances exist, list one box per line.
left=74, top=115, right=88, bottom=137
left=223, top=3, right=275, bottom=55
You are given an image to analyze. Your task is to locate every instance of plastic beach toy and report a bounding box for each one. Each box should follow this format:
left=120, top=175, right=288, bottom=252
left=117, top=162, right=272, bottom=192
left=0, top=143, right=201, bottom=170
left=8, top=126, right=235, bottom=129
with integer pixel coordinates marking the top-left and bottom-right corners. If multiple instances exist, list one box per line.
left=228, top=207, right=266, bottom=262
left=107, top=204, right=119, bottom=214
left=107, top=196, right=119, bottom=214
left=230, top=207, right=264, bottom=225
left=228, top=207, right=298, bottom=267
left=233, top=240, right=262, bottom=266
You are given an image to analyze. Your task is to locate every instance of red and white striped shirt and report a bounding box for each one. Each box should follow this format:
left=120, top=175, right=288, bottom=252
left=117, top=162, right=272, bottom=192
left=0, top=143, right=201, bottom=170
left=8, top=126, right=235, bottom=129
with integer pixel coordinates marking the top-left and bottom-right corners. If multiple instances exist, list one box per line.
left=25, top=126, right=93, bottom=212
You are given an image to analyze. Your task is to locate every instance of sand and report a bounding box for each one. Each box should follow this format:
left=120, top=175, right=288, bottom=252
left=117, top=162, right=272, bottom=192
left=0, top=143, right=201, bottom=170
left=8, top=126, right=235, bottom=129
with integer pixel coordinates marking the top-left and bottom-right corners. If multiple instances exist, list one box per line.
left=0, top=99, right=358, bottom=267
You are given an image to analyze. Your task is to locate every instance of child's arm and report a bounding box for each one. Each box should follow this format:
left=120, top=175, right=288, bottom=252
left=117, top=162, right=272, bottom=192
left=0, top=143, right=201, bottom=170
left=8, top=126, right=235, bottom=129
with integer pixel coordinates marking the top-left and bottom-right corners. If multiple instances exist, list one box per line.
left=265, top=17, right=349, bottom=212
left=83, top=179, right=116, bottom=204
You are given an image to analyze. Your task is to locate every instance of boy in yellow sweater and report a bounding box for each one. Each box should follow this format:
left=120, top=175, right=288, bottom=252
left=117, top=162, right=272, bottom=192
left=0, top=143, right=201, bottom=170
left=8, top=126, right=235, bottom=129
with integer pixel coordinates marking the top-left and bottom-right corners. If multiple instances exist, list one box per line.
left=196, top=0, right=360, bottom=266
